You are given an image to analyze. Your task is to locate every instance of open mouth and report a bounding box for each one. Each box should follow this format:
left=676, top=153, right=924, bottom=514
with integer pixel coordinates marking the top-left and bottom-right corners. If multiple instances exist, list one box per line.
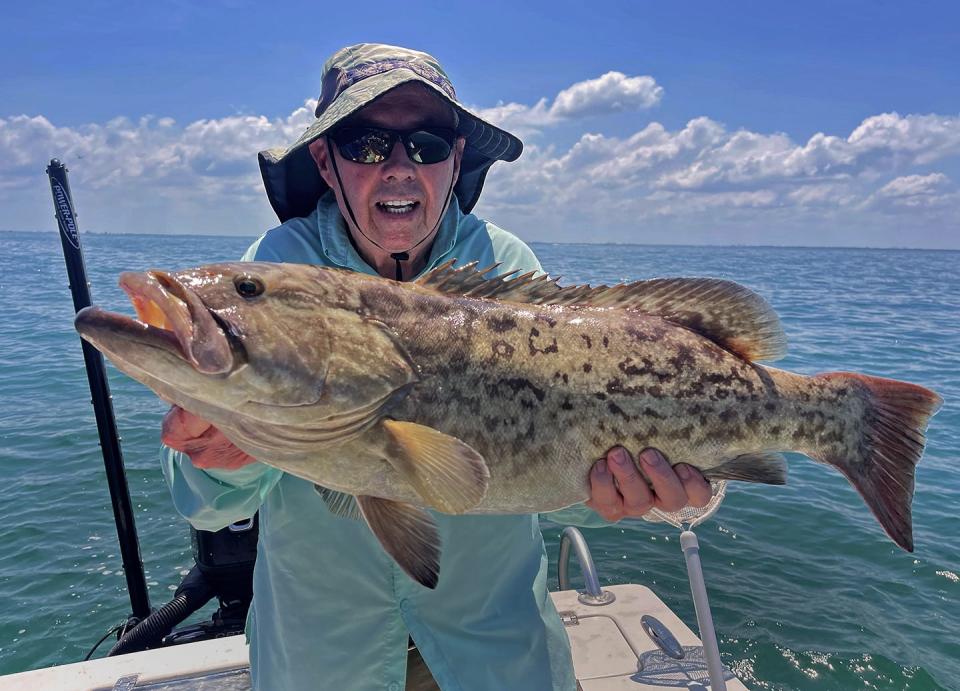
left=75, top=271, right=233, bottom=375
left=376, top=199, right=420, bottom=216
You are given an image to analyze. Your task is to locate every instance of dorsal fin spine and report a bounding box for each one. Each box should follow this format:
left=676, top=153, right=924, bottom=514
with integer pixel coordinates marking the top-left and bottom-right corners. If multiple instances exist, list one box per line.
left=413, top=261, right=787, bottom=362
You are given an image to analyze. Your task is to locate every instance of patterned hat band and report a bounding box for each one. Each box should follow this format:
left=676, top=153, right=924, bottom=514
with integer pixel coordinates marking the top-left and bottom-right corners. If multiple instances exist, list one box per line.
left=316, top=59, right=457, bottom=118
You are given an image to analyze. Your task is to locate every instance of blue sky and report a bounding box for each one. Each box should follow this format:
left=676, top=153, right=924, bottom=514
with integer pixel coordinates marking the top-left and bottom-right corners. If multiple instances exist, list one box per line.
left=3, top=1, right=959, bottom=247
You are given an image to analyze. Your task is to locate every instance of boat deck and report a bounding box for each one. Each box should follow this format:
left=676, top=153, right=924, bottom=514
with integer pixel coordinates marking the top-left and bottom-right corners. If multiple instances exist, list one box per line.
left=0, top=584, right=746, bottom=690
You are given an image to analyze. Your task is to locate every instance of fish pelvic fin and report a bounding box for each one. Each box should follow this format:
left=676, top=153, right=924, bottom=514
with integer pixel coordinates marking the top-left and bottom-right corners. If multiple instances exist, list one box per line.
left=810, top=372, right=942, bottom=552
left=704, top=452, right=788, bottom=484
left=314, top=485, right=362, bottom=521
left=417, top=261, right=786, bottom=362
left=382, top=420, right=490, bottom=514
left=356, top=496, right=440, bottom=589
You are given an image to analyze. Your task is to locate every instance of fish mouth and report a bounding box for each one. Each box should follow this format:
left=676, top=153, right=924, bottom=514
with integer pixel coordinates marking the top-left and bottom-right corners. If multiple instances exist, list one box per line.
left=75, top=270, right=233, bottom=375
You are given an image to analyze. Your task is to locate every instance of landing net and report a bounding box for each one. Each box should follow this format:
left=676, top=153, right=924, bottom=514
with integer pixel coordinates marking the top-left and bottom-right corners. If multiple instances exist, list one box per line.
left=640, top=480, right=727, bottom=529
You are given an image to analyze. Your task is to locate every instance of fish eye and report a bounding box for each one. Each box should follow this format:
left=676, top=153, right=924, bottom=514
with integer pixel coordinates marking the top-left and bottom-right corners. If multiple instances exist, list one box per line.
left=234, top=276, right=265, bottom=298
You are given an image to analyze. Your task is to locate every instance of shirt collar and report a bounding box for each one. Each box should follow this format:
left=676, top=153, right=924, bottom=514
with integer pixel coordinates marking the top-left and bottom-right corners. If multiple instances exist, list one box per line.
left=312, top=191, right=463, bottom=279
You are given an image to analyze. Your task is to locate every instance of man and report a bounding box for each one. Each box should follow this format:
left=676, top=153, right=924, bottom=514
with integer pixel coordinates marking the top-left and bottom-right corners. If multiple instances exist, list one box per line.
left=161, top=43, right=711, bottom=690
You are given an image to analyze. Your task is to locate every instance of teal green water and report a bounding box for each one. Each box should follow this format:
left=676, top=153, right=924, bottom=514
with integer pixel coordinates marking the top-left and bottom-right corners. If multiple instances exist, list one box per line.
left=0, top=231, right=957, bottom=689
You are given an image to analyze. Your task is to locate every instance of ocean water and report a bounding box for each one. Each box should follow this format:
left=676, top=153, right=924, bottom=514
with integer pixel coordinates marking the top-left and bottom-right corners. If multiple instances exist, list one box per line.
left=0, top=230, right=957, bottom=690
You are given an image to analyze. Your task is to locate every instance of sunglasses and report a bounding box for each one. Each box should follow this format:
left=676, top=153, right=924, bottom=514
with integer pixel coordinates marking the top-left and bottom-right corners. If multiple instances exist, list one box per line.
left=329, top=126, right=458, bottom=165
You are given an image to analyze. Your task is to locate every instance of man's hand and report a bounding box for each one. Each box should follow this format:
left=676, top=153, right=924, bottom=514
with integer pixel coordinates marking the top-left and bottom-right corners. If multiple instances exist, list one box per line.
left=586, top=447, right=712, bottom=522
left=161, top=406, right=256, bottom=470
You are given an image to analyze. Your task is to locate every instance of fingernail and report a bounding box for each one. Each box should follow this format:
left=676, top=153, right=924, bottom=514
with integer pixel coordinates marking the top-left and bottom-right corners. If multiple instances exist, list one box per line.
left=676, top=464, right=692, bottom=479
left=613, top=448, right=631, bottom=466
left=596, top=459, right=608, bottom=475
left=641, top=449, right=665, bottom=467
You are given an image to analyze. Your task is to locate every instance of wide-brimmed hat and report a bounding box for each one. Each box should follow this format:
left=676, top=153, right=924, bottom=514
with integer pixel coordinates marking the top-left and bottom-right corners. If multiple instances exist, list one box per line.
left=258, top=43, right=523, bottom=223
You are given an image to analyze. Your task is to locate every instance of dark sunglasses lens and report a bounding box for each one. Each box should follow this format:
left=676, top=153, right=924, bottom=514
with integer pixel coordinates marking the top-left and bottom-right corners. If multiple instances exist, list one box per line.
left=405, top=129, right=455, bottom=164
left=335, top=128, right=394, bottom=164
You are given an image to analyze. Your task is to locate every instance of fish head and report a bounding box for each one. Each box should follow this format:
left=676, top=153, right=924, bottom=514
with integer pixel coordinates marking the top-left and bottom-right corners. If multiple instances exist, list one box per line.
left=74, top=262, right=414, bottom=430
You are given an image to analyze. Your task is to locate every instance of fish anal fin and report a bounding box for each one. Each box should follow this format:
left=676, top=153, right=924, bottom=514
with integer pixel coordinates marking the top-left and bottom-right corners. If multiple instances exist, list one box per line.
left=314, top=485, right=362, bottom=521
left=356, top=496, right=440, bottom=589
left=704, top=452, right=788, bottom=485
left=382, top=420, right=490, bottom=514
left=416, top=263, right=786, bottom=362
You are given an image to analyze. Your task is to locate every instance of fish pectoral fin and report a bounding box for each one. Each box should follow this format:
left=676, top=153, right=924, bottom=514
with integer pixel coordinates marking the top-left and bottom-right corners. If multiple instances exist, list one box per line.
left=314, top=485, right=362, bottom=521
left=382, top=420, right=490, bottom=514
left=356, top=496, right=440, bottom=590
left=704, top=452, right=788, bottom=484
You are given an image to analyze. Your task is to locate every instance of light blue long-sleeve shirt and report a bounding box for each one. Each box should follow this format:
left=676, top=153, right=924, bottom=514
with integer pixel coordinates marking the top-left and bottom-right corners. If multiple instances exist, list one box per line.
left=161, top=193, right=606, bottom=690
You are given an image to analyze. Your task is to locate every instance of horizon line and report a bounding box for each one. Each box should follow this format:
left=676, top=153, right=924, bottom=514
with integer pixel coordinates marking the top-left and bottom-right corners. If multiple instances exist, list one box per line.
left=3, top=228, right=957, bottom=253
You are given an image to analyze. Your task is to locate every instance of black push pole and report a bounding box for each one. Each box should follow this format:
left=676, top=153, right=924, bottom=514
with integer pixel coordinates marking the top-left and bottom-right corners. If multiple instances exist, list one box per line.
left=46, top=159, right=152, bottom=621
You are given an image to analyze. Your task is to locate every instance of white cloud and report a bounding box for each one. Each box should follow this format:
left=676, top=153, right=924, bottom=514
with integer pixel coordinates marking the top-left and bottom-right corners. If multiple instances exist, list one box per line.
left=550, top=72, right=663, bottom=118
left=2, top=75, right=959, bottom=246
left=474, top=108, right=960, bottom=246
left=877, top=172, right=949, bottom=197
left=786, top=183, right=856, bottom=207
left=475, top=71, right=663, bottom=136
left=867, top=173, right=954, bottom=209
left=0, top=101, right=317, bottom=192
left=848, top=113, right=960, bottom=165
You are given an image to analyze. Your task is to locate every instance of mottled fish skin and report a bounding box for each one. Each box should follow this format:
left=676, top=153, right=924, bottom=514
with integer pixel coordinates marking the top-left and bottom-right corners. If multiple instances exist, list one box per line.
left=307, top=278, right=856, bottom=513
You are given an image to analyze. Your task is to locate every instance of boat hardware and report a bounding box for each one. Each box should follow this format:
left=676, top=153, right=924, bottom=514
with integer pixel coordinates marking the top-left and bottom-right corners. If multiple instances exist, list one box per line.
left=557, top=526, right=616, bottom=606
left=111, top=674, right=139, bottom=691
left=643, top=481, right=730, bottom=691
left=640, top=614, right=685, bottom=660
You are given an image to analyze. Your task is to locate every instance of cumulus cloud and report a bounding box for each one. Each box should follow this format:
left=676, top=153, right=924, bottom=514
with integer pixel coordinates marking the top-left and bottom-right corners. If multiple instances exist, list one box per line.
left=848, top=113, right=960, bottom=164
left=477, top=109, right=960, bottom=241
left=2, top=73, right=959, bottom=246
left=650, top=114, right=960, bottom=193
left=878, top=172, right=948, bottom=197
left=475, top=71, right=663, bottom=136
left=550, top=72, right=663, bottom=118
left=0, top=101, right=317, bottom=193
left=867, top=173, right=954, bottom=209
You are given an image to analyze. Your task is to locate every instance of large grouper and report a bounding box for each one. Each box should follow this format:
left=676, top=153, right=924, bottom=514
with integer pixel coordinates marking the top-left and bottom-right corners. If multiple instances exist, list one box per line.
left=75, top=260, right=941, bottom=588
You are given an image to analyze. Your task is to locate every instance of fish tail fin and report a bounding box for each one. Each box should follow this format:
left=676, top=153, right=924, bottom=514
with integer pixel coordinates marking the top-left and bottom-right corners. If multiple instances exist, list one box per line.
left=810, top=372, right=941, bottom=552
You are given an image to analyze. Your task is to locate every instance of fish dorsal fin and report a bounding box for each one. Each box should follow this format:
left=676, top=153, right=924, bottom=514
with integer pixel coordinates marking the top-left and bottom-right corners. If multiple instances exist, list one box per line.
left=417, top=261, right=787, bottom=362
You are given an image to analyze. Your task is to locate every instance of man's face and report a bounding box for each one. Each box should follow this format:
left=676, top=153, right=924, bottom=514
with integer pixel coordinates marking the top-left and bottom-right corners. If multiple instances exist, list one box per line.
left=311, top=83, right=465, bottom=255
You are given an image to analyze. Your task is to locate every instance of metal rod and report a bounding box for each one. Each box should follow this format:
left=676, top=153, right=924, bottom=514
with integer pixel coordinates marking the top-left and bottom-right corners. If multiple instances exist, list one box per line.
left=558, top=526, right=602, bottom=594
left=680, top=530, right=726, bottom=691
left=46, top=159, right=152, bottom=621
left=557, top=526, right=615, bottom=605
